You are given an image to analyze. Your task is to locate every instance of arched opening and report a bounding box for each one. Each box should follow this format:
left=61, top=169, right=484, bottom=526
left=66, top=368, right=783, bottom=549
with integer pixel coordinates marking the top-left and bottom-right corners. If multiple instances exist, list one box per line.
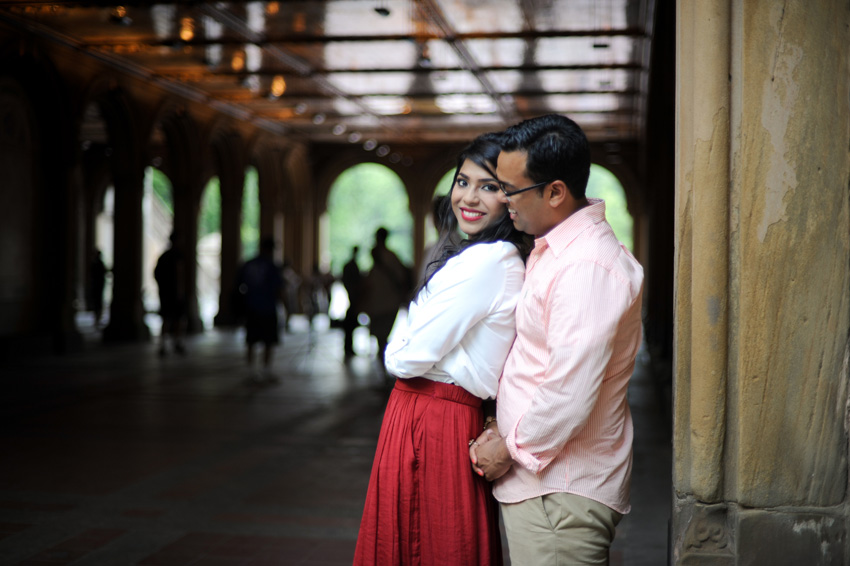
left=325, top=163, right=413, bottom=273
left=587, top=164, right=633, bottom=251
left=324, top=162, right=413, bottom=356
left=197, top=175, right=221, bottom=329
left=143, top=165, right=174, bottom=333
left=241, top=165, right=260, bottom=261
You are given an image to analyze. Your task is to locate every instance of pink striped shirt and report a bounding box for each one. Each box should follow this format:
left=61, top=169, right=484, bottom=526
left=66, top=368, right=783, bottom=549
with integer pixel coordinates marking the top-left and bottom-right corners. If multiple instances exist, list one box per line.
left=493, top=199, right=644, bottom=514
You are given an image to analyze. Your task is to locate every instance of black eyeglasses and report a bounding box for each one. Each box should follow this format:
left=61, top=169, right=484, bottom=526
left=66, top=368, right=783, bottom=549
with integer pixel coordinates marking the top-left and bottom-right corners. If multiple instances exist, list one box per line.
left=498, top=179, right=553, bottom=198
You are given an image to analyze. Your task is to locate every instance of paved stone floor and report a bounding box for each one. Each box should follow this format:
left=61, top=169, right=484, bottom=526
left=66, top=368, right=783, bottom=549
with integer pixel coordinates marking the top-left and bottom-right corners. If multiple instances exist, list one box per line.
left=0, top=318, right=671, bottom=565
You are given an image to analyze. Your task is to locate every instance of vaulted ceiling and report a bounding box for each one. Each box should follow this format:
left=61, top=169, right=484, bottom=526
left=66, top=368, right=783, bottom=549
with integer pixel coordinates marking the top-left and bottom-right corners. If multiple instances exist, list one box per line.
left=1, top=0, right=656, bottom=146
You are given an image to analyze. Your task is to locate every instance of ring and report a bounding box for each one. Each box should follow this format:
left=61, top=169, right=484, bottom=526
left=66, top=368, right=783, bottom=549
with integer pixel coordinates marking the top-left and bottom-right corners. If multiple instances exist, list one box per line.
left=468, top=439, right=478, bottom=447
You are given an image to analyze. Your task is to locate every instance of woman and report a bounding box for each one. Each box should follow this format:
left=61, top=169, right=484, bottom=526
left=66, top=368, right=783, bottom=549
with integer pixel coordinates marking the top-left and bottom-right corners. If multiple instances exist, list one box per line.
left=354, top=133, right=532, bottom=565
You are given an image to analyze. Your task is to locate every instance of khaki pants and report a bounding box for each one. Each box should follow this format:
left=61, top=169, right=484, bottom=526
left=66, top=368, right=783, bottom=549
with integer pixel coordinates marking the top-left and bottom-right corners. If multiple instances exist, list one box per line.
left=500, top=493, right=622, bottom=565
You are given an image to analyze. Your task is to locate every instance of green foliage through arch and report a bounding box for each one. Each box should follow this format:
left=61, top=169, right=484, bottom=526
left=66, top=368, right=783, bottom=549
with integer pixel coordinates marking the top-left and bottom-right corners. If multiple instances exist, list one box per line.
left=242, top=166, right=259, bottom=261
left=327, top=163, right=412, bottom=274
left=586, top=164, right=633, bottom=251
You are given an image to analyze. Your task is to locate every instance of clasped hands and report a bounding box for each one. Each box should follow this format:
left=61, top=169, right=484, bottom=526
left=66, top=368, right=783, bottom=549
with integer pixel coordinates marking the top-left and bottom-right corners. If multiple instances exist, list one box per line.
left=468, top=424, right=513, bottom=481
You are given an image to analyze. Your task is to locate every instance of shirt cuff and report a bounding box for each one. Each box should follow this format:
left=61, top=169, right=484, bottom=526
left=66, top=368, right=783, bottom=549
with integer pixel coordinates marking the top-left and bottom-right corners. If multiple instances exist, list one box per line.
left=504, top=420, right=543, bottom=474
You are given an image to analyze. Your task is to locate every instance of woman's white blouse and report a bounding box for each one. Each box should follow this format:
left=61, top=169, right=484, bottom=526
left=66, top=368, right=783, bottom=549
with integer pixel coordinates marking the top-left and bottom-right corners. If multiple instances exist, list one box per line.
left=384, top=240, right=525, bottom=399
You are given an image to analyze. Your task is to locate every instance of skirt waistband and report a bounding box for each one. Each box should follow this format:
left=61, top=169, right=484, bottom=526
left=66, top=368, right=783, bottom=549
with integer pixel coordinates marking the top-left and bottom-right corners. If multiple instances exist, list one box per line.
left=393, top=377, right=482, bottom=408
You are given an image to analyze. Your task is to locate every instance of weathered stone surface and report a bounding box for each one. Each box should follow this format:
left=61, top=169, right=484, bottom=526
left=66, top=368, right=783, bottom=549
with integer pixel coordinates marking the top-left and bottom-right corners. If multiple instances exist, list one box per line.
left=674, top=0, right=732, bottom=501
left=674, top=502, right=847, bottom=565
left=732, top=0, right=850, bottom=508
left=737, top=509, right=845, bottom=566
left=675, top=0, right=850, bottom=562
left=672, top=500, right=735, bottom=565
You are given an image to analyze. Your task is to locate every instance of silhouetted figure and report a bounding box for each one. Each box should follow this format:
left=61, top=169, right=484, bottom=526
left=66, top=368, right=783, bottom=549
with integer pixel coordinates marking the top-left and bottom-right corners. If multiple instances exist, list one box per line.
left=307, top=262, right=334, bottom=328
left=362, top=228, right=411, bottom=366
left=281, top=258, right=301, bottom=331
left=341, top=246, right=362, bottom=359
left=237, top=237, right=284, bottom=382
left=154, top=233, right=187, bottom=356
left=87, top=249, right=108, bottom=329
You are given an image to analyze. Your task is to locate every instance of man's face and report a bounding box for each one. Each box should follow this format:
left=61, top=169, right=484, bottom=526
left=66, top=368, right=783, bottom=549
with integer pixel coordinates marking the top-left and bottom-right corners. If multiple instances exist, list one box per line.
left=496, top=150, right=549, bottom=237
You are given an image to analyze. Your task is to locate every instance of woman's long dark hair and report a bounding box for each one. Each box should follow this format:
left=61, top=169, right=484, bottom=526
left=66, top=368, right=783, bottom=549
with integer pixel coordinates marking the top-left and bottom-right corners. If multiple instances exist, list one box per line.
left=419, top=132, right=533, bottom=293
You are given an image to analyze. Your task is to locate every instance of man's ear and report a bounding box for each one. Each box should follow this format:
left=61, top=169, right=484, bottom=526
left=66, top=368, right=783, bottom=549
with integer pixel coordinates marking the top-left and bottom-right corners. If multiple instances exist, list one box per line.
left=546, top=180, right=570, bottom=208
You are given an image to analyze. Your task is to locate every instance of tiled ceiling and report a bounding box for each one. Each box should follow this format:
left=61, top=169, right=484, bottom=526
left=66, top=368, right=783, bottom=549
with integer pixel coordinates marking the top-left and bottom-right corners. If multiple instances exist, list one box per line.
left=1, top=0, right=655, bottom=144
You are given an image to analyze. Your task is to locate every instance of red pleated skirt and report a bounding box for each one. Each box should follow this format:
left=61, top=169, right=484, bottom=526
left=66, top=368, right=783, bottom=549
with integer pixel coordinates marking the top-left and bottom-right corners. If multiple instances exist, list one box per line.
left=353, top=377, right=503, bottom=566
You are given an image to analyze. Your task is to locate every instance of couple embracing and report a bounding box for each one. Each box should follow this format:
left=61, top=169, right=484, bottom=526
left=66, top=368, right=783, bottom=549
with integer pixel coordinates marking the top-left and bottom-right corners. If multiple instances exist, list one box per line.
left=354, top=114, right=644, bottom=566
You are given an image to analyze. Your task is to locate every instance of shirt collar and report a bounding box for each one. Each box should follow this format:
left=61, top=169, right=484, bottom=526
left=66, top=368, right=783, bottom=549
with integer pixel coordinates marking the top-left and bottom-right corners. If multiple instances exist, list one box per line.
left=535, top=198, right=606, bottom=256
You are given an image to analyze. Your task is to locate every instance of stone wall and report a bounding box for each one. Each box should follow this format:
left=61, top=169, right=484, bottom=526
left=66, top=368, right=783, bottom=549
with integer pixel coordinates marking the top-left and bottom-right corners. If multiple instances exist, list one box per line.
left=673, top=0, right=850, bottom=563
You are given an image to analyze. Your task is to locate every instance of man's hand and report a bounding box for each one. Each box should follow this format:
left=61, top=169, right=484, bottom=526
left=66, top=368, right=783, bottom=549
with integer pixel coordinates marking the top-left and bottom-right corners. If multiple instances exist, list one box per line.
left=468, top=426, right=513, bottom=481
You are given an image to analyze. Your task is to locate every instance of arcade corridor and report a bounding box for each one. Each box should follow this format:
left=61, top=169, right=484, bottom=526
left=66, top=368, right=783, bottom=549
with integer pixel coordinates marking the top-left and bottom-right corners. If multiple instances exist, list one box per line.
left=0, top=319, right=670, bottom=565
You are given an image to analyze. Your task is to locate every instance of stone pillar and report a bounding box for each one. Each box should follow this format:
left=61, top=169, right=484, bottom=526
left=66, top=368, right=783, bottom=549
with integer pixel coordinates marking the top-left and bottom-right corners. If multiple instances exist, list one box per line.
left=103, top=161, right=149, bottom=341
left=673, top=1, right=850, bottom=564
left=172, top=179, right=203, bottom=334
left=214, top=150, right=245, bottom=327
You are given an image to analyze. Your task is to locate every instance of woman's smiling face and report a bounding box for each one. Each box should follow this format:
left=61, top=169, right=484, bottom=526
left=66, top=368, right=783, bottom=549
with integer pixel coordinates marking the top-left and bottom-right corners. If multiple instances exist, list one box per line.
left=450, top=159, right=507, bottom=236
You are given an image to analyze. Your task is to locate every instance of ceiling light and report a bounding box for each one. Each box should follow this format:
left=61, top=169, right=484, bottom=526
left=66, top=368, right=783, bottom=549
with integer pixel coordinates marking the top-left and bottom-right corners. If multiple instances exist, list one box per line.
left=312, top=113, right=326, bottom=124
left=179, top=17, right=194, bottom=42
left=363, top=139, right=377, bottom=151
left=348, top=132, right=362, bottom=143
left=376, top=145, right=390, bottom=157
left=231, top=50, right=245, bottom=72
left=109, top=6, right=132, bottom=26
left=332, top=124, right=347, bottom=135
left=270, top=75, right=286, bottom=98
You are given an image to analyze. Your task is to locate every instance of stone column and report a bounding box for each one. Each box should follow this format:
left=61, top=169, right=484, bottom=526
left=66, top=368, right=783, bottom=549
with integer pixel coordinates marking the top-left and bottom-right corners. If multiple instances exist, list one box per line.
left=103, top=161, right=149, bottom=342
left=172, top=179, right=203, bottom=334
left=673, top=1, right=850, bottom=564
left=214, top=146, right=245, bottom=327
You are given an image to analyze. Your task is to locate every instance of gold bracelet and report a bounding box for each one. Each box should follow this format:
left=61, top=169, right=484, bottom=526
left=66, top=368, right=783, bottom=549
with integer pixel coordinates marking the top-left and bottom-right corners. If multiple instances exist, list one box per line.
left=483, top=416, right=497, bottom=429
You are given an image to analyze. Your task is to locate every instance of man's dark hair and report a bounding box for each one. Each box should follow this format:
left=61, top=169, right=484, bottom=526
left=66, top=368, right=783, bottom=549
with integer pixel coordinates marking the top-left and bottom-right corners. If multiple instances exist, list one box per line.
left=501, top=114, right=591, bottom=200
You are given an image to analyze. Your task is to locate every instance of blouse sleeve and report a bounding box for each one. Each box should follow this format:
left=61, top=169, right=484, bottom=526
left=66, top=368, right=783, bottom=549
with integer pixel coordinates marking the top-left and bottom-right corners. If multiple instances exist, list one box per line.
left=384, top=243, right=515, bottom=378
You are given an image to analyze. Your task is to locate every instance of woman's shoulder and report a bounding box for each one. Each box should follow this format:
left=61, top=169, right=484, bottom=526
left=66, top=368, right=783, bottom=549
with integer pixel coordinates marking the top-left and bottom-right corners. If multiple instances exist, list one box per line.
left=456, top=240, right=523, bottom=269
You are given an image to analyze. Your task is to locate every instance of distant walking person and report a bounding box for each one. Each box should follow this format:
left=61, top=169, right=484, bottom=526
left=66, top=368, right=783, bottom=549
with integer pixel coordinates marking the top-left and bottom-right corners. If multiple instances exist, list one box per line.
left=341, top=246, right=362, bottom=359
left=154, top=233, right=187, bottom=356
left=237, top=237, right=284, bottom=382
left=362, top=228, right=411, bottom=365
left=88, top=249, right=108, bottom=329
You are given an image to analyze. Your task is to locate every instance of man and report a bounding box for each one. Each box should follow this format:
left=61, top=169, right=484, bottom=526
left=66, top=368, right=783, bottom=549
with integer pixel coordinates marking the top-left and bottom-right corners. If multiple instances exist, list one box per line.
left=88, top=249, right=108, bottom=329
left=237, top=237, right=284, bottom=382
left=341, top=246, right=362, bottom=359
left=363, top=227, right=411, bottom=366
left=154, top=233, right=187, bottom=356
left=469, top=114, right=644, bottom=565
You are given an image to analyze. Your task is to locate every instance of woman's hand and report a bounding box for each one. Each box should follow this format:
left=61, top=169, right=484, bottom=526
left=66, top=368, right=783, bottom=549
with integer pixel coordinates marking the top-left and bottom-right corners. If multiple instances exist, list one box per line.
left=468, top=426, right=512, bottom=481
